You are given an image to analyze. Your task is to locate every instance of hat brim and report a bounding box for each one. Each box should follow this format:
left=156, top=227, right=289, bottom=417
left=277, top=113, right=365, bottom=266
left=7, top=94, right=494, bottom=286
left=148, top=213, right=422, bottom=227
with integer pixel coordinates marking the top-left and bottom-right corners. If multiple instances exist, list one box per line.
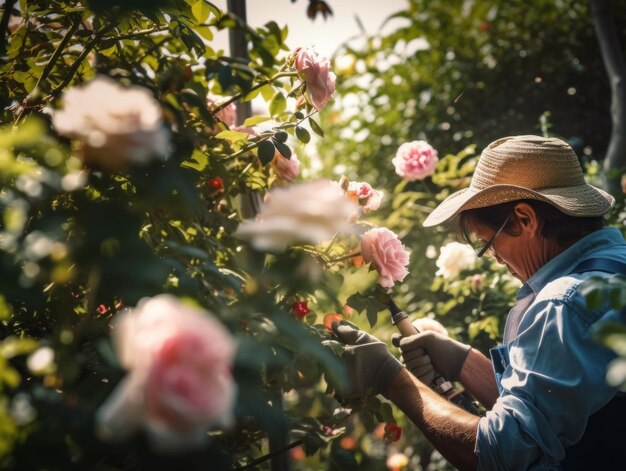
left=423, top=183, right=615, bottom=227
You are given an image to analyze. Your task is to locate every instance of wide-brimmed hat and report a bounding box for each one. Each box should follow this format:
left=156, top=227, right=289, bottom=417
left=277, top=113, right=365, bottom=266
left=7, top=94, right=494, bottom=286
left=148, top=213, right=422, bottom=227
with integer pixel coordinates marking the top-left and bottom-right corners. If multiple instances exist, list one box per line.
left=423, top=135, right=615, bottom=227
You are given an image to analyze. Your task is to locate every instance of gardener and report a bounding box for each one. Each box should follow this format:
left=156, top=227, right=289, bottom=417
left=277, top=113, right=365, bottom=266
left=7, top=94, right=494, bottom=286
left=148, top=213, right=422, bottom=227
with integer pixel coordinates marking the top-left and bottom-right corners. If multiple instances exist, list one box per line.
left=334, top=135, right=626, bottom=470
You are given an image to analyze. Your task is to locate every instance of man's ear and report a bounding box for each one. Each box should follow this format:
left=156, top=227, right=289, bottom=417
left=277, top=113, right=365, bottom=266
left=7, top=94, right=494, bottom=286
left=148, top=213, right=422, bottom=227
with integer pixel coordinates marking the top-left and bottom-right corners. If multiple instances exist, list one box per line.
left=513, top=202, right=540, bottom=236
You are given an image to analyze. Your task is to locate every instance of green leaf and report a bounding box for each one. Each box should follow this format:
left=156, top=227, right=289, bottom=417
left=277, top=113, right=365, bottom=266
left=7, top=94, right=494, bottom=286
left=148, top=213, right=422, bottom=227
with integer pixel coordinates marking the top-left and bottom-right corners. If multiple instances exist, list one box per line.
left=274, top=131, right=288, bottom=143
left=273, top=139, right=292, bottom=159
left=584, top=288, right=606, bottom=311
left=181, top=149, right=208, bottom=171
left=609, top=287, right=626, bottom=310
left=195, top=25, right=214, bottom=41
left=346, top=292, right=388, bottom=328
left=243, top=115, right=271, bottom=126
left=269, top=91, right=287, bottom=116
left=257, top=140, right=276, bottom=165
left=309, top=117, right=324, bottom=137
left=205, top=2, right=222, bottom=20
left=379, top=402, right=395, bottom=423
left=215, top=130, right=250, bottom=143
left=0, top=295, right=13, bottom=321
left=259, top=84, right=275, bottom=101
left=295, top=126, right=311, bottom=143
left=192, top=0, right=211, bottom=23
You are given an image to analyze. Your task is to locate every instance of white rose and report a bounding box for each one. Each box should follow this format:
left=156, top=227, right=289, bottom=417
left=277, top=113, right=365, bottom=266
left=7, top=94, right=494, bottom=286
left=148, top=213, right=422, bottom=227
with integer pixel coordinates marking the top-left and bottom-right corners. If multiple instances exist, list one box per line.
left=27, top=346, right=55, bottom=375
left=235, top=179, right=357, bottom=252
left=435, top=241, right=477, bottom=279
left=53, top=76, right=168, bottom=171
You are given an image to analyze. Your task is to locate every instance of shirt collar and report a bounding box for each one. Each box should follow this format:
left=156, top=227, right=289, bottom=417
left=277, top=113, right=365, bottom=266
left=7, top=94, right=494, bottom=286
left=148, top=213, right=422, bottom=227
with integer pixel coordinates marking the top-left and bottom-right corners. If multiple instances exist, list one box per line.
left=520, top=227, right=624, bottom=298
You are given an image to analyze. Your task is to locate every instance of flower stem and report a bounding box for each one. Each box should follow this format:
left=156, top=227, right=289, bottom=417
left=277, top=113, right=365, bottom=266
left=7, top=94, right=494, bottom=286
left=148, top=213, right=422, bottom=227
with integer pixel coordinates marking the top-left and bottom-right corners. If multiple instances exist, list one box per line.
left=327, top=252, right=360, bottom=264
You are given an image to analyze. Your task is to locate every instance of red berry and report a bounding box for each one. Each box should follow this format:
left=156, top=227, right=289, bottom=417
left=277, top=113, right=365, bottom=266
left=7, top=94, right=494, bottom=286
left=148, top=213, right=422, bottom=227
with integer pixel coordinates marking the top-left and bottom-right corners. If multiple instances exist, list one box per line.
left=384, top=423, right=402, bottom=442
left=97, top=304, right=110, bottom=315
left=290, top=301, right=311, bottom=319
left=208, top=176, right=224, bottom=191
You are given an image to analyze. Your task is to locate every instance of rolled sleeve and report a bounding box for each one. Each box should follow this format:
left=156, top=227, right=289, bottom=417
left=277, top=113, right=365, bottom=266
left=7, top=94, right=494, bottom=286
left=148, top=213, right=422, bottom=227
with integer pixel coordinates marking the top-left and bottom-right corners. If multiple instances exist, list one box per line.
left=476, top=396, right=561, bottom=470
left=476, top=288, right=618, bottom=470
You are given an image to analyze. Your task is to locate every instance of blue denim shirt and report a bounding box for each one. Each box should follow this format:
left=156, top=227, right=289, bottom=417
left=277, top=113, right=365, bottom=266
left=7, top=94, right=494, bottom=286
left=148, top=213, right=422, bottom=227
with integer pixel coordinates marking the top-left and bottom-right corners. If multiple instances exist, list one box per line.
left=475, top=228, right=626, bottom=470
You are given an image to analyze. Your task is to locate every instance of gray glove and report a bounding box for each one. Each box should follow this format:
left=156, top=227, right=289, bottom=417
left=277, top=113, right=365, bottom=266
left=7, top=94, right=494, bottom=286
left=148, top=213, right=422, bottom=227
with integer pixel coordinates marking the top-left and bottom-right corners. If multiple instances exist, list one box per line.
left=392, top=331, right=471, bottom=382
left=332, top=321, right=404, bottom=396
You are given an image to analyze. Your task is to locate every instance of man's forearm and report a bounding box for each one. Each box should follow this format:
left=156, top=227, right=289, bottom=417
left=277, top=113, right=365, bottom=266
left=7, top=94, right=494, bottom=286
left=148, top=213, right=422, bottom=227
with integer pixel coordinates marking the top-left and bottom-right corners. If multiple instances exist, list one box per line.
left=459, top=348, right=500, bottom=409
left=385, top=369, right=479, bottom=471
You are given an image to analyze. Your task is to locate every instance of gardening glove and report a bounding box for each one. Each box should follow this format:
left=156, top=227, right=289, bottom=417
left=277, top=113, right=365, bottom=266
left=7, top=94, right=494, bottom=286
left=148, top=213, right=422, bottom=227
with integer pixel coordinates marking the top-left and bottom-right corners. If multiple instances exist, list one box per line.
left=332, top=320, right=404, bottom=396
left=391, top=331, right=470, bottom=382
left=390, top=333, right=436, bottom=385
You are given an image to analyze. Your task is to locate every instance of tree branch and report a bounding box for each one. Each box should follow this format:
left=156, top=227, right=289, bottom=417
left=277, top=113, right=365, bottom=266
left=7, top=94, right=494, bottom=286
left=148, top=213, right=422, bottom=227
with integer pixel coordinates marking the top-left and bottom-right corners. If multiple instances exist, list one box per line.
left=591, top=0, right=626, bottom=195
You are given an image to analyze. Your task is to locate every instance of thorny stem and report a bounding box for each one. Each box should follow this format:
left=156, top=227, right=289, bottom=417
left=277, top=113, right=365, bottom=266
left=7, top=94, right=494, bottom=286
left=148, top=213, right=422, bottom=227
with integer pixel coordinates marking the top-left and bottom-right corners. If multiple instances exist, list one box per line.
left=323, top=233, right=340, bottom=255
left=327, top=252, right=360, bottom=264
left=33, top=14, right=82, bottom=92
left=105, top=26, right=168, bottom=42
left=48, top=20, right=116, bottom=99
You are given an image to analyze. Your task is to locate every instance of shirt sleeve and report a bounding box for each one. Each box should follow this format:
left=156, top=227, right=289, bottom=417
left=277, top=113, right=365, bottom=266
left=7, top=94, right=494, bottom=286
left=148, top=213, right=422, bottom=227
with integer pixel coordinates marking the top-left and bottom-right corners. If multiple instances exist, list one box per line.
left=475, top=285, right=618, bottom=470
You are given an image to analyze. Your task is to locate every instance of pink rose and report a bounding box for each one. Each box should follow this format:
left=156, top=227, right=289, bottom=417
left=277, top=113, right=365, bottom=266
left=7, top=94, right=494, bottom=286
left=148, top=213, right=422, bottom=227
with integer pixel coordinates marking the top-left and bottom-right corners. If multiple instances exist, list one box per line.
left=360, top=227, right=410, bottom=288
left=272, top=148, right=300, bottom=182
left=392, top=141, right=438, bottom=180
left=96, top=295, right=236, bottom=451
left=294, top=47, right=336, bottom=111
left=207, top=92, right=237, bottom=130
left=347, top=181, right=384, bottom=213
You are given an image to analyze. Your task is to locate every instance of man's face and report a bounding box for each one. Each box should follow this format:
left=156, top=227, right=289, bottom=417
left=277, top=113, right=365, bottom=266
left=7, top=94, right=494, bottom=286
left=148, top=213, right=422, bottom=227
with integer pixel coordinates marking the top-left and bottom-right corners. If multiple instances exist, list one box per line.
left=467, top=213, right=540, bottom=283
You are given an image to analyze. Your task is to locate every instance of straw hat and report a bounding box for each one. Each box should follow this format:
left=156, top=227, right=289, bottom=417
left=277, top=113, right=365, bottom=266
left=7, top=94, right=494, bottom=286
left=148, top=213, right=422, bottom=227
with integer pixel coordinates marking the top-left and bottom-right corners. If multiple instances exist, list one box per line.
left=423, top=135, right=615, bottom=227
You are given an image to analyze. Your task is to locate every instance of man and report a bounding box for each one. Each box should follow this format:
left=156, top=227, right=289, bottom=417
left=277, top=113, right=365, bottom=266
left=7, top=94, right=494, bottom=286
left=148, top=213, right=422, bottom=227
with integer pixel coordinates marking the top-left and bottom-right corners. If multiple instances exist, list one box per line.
left=334, top=135, right=626, bottom=470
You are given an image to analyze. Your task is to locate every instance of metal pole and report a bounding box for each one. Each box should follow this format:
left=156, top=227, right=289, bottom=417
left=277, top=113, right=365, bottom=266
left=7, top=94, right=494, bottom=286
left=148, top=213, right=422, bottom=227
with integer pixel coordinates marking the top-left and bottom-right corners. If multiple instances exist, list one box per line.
left=226, top=0, right=261, bottom=219
left=225, top=4, right=289, bottom=471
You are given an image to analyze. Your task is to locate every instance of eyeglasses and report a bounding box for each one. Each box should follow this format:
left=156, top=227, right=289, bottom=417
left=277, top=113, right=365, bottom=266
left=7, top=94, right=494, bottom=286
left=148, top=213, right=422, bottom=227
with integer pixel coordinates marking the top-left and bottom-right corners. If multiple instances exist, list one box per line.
left=475, top=214, right=511, bottom=257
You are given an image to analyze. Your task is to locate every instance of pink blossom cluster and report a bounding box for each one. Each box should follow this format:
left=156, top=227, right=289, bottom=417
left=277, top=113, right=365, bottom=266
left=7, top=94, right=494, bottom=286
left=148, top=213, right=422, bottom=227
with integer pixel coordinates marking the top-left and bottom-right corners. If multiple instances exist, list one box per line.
left=346, top=181, right=384, bottom=213
left=392, top=140, right=438, bottom=181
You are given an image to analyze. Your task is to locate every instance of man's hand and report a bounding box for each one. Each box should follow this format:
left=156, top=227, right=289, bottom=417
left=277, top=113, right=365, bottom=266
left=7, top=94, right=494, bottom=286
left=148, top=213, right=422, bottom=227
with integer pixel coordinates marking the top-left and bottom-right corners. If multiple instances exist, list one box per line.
left=392, top=331, right=471, bottom=382
left=332, top=321, right=404, bottom=396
